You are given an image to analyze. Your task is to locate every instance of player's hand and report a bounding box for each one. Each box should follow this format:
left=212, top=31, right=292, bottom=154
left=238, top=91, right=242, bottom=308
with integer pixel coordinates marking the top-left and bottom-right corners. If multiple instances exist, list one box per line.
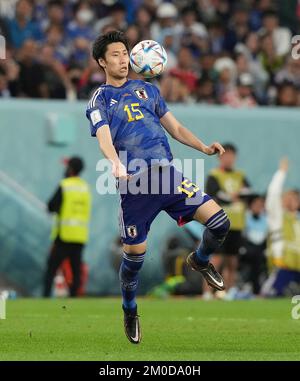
left=204, top=142, right=225, bottom=156
left=111, top=161, right=131, bottom=180
left=279, top=157, right=289, bottom=172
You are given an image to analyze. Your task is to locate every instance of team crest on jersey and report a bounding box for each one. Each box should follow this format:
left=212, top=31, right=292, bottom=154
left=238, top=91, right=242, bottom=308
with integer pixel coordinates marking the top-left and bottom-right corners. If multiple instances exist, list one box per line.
left=126, top=225, right=138, bottom=238
left=134, top=88, right=148, bottom=100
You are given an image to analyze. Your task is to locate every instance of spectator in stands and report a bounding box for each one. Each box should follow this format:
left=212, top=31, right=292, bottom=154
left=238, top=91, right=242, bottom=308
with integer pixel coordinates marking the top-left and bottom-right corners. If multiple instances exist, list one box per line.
left=275, top=57, right=300, bottom=89
left=94, top=2, right=127, bottom=35
left=160, top=46, right=199, bottom=102
left=40, top=0, right=65, bottom=33
left=199, top=53, right=216, bottom=81
left=258, top=32, right=285, bottom=80
left=135, top=5, right=153, bottom=42
left=44, top=156, right=91, bottom=298
left=159, top=28, right=177, bottom=73
left=69, top=35, right=91, bottom=69
left=195, top=77, right=217, bottom=104
left=38, top=43, right=72, bottom=99
left=6, top=0, right=43, bottom=49
left=77, top=57, right=105, bottom=99
left=223, top=4, right=250, bottom=53
left=151, top=2, right=178, bottom=43
left=175, top=6, right=208, bottom=58
left=222, top=72, right=257, bottom=107
left=214, top=56, right=237, bottom=102
left=276, top=82, right=299, bottom=107
left=249, top=0, right=274, bottom=32
left=125, top=24, right=140, bottom=50
left=206, top=20, right=225, bottom=55
left=234, top=35, right=269, bottom=102
left=67, top=0, right=95, bottom=42
left=44, top=24, right=70, bottom=65
left=259, top=9, right=291, bottom=57
left=15, top=39, right=46, bottom=98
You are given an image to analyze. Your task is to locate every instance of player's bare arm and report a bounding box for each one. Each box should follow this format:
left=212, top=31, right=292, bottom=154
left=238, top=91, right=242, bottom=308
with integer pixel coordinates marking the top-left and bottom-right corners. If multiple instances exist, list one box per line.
left=160, top=111, right=225, bottom=156
left=96, top=126, right=129, bottom=179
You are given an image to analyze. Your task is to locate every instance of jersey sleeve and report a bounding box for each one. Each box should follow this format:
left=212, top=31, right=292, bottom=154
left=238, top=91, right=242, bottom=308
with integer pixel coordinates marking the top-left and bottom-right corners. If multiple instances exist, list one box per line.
left=152, top=85, right=169, bottom=118
left=86, top=92, right=109, bottom=137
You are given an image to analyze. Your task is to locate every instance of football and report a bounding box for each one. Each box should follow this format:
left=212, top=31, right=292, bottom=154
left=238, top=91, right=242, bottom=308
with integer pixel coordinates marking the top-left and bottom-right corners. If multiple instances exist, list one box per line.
left=129, top=40, right=168, bottom=78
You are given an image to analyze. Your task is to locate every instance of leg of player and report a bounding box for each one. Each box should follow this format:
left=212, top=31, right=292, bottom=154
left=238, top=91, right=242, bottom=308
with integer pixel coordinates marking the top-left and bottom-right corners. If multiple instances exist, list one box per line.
left=186, top=199, right=230, bottom=291
left=119, top=241, right=146, bottom=344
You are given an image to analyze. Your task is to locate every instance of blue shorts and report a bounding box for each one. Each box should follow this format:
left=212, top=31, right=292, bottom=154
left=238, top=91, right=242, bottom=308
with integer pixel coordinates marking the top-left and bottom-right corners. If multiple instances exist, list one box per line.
left=118, top=165, right=211, bottom=245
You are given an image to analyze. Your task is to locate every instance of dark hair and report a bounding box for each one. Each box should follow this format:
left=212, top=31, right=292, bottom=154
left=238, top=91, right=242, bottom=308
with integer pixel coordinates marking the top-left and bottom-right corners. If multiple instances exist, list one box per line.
left=68, top=156, right=84, bottom=175
left=47, top=0, right=63, bottom=8
left=110, top=3, right=126, bottom=13
left=92, top=31, right=129, bottom=68
left=262, top=9, right=278, bottom=19
left=222, top=143, right=237, bottom=153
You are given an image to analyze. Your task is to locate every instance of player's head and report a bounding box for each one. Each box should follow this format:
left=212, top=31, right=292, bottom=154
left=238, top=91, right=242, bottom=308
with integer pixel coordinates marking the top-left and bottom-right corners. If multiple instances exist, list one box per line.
left=92, top=31, right=129, bottom=79
left=248, top=194, right=265, bottom=216
left=219, top=143, right=237, bottom=170
left=282, top=189, right=300, bottom=213
left=65, top=156, right=84, bottom=177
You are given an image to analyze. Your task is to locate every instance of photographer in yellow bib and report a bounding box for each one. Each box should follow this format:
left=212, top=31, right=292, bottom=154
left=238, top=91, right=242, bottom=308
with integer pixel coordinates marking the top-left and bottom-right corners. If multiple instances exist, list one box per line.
left=44, top=156, right=91, bottom=297
left=205, top=143, right=252, bottom=297
left=262, top=158, right=300, bottom=296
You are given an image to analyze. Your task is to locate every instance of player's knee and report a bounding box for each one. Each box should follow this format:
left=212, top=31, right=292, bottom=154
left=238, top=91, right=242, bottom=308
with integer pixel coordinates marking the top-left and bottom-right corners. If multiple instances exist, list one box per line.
left=206, top=209, right=230, bottom=239
left=123, top=241, right=147, bottom=255
left=119, top=252, right=145, bottom=287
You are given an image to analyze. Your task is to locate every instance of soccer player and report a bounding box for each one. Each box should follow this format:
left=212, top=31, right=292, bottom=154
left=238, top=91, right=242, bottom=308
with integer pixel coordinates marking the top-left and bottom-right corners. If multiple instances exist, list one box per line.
left=86, top=31, right=230, bottom=344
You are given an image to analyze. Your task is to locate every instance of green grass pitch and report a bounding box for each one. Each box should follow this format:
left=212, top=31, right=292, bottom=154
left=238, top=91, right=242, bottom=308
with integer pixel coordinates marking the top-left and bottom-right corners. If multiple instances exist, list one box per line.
left=0, top=298, right=299, bottom=361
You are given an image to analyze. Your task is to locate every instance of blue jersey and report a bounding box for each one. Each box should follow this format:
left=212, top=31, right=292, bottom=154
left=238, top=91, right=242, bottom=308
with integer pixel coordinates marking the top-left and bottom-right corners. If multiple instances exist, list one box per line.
left=86, top=79, right=173, bottom=173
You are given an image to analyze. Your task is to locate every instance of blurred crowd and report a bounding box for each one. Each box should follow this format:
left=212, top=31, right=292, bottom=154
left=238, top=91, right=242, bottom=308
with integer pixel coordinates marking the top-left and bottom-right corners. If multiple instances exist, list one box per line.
left=0, top=0, right=300, bottom=106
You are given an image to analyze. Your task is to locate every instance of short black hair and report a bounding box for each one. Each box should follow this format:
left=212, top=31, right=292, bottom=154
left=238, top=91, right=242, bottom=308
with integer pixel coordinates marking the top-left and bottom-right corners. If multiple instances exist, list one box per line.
left=222, top=143, right=237, bottom=153
left=47, top=0, right=63, bottom=8
left=262, top=9, right=278, bottom=19
left=68, top=156, right=84, bottom=175
left=92, top=31, right=129, bottom=67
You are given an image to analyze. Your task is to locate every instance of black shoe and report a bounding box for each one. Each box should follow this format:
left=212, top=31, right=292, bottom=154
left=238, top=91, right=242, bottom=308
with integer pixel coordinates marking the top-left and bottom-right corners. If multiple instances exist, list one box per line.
left=123, top=306, right=141, bottom=344
left=186, top=252, right=225, bottom=291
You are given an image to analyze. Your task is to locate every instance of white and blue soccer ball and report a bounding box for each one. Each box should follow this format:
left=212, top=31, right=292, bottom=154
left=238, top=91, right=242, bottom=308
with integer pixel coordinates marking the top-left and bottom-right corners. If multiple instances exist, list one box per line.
left=129, top=40, right=168, bottom=78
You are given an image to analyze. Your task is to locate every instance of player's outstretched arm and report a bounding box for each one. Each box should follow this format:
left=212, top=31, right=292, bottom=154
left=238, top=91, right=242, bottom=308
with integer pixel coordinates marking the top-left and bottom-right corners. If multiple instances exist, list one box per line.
left=160, top=112, right=225, bottom=156
left=96, top=126, right=129, bottom=179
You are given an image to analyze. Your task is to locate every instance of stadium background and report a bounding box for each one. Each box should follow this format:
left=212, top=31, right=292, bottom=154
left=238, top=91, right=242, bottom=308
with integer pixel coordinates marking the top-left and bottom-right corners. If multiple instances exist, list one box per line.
left=0, top=0, right=299, bottom=297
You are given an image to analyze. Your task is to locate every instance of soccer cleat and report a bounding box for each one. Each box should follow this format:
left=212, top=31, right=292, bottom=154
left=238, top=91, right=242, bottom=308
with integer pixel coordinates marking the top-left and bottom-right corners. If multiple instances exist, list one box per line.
left=186, top=252, right=225, bottom=291
left=123, top=306, right=141, bottom=344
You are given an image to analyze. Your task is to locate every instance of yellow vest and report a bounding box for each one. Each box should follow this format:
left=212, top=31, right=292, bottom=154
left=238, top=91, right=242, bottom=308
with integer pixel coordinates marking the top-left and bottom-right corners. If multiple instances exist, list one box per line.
left=210, top=168, right=246, bottom=231
left=52, top=177, right=91, bottom=244
left=268, top=212, right=300, bottom=271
